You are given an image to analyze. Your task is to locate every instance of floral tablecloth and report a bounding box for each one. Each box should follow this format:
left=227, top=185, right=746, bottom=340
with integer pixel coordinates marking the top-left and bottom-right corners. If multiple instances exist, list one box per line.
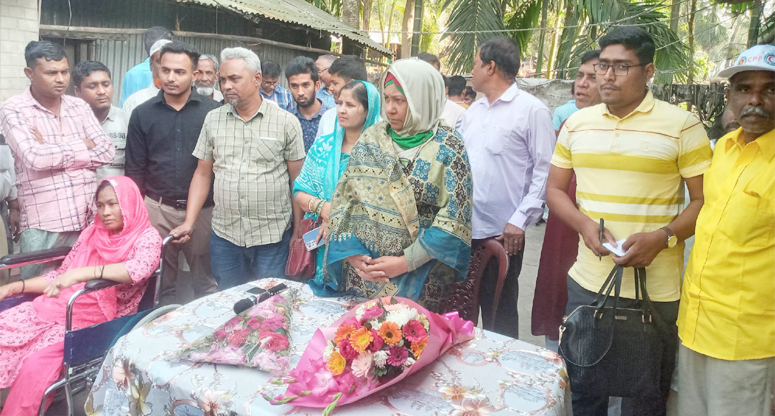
left=86, top=278, right=571, bottom=416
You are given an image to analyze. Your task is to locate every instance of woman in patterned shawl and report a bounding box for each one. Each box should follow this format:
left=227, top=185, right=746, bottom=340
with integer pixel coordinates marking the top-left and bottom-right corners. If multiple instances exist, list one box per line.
left=322, top=58, right=473, bottom=312
left=293, top=80, right=381, bottom=295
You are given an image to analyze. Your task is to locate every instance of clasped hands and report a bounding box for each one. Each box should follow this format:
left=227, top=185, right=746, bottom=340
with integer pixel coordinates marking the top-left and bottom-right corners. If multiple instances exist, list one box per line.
left=346, top=255, right=409, bottom=283
left=579, top=219, right=666, bottom=268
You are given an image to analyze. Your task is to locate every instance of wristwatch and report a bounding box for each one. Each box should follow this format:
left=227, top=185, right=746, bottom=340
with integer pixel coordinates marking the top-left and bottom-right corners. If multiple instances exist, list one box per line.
left=661, top=226, right=678, bottom=249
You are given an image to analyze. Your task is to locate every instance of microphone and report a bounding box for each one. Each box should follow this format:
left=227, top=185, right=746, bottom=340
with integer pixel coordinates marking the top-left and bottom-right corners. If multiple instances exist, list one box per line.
left=233, top=283, right=287, bottom=315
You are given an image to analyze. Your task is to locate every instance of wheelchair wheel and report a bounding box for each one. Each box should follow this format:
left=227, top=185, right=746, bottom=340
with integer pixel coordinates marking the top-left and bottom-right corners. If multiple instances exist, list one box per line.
left=131, top=304, right=181, bottom=331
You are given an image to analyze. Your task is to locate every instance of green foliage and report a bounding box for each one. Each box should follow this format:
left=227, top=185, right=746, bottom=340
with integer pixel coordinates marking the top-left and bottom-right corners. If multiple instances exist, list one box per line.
left=442, top=0, right=506, bottom=73
left=505, top=0, right=543, bottom=56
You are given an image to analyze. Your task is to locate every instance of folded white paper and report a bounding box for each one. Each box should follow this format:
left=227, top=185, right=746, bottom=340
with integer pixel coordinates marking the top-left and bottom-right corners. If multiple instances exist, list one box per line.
left=603, top=239, right=628, bottom=257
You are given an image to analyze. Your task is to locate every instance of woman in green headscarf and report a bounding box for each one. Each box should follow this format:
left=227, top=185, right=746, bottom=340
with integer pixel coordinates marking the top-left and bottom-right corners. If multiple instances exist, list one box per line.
left=322, top=59, right=473, bottom=312
left=293, top=80, right=381, bottom=295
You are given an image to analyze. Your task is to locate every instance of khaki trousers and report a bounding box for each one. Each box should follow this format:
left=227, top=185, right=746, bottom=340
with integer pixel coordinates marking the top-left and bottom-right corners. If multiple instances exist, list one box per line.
left=144, top=197, right=216, bottom=305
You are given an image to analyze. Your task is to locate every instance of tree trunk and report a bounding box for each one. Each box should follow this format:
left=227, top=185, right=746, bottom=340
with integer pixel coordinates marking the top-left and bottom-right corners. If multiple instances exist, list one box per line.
left=546, top=0, right=563, bottom=79
left=386, top=0, right=398, bottom=49
left=401, top=0, right=415, bottom=59
left=747, top=0, right=763, bottom=47
left=535, top=0, right=550, bottom=77
left=687, top=0, right=697, bottom=84
left=363, top=0, right=373, bottom=32
left=343, top=0, right=360, bottom=29
left=411, top=0, right=423, bottom=56
left=669, top=0, right=680, bottom=34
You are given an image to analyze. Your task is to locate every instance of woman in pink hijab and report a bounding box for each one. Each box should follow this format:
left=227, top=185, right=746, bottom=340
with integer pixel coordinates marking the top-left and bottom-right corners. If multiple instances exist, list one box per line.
left=0, top=176, right=162, bottom=415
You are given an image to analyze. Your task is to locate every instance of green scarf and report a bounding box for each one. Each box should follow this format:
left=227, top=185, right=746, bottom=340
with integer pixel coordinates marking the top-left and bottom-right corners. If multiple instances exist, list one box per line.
left=389, top=127, right=433, bottom=150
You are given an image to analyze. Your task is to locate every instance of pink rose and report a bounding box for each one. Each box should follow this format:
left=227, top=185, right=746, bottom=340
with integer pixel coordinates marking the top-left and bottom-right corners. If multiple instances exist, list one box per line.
left=227, top=328, right=251, bottom=347
left=214, top=328, right=229, bottom=342
left=261, top=315, right=287, bottom=331
left=369, top=329, right=384, bottom=352
left=403, top=319, right=428, bottom=343
left=258, top=330, right=290, bottom=352
left=338, top=338, right=359, bottom=360
left=247, top=317, right=262, bottom=330
left=351, top=351, right=373, bottom=378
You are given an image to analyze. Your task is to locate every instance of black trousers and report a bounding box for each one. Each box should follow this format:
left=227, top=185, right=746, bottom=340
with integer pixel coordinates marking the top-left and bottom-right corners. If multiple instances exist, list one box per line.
left=565, top=276, right=679, bottom=416
left=476, top=239, right=524, bottom=339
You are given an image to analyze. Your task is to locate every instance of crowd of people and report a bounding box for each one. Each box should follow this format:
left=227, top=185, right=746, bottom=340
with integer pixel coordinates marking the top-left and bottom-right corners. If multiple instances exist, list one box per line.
left=0, top=22, right=771, bottom=416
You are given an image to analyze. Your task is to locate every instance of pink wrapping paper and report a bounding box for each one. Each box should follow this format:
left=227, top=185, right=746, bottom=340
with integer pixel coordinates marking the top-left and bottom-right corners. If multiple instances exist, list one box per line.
left=281, top=297, right=474, bottom=408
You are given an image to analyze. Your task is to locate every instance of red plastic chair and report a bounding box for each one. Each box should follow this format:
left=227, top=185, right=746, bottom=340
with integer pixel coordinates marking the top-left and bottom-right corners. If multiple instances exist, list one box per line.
left=444, top=238, right=509, bottom=330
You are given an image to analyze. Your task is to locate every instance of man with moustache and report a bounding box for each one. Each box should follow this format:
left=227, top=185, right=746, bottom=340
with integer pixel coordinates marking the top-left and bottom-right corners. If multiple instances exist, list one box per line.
left=314, top=56, right=368, bottom=142
left=547, top=27, right=712, bottom=415
left=195, top=54, right=224, bottom=102
left=72, top=60, right=130, bottom=181
left=672, top=44, right=775, bottom=416
left=551, top=50, right=601, bottom=134
left=0, top=41, right=114, bottom=280
left=285, top=56, right=333, bottom=152
left=170, top=47, right=305, bottom=289
left=126, top=41, right=220, bottom=304
left=315, top=54, right=337, bottom=108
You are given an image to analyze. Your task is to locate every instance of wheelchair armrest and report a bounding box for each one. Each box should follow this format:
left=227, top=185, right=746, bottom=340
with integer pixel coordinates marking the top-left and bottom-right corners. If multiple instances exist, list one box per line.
left=0, top=246, right=72, bottom=269
left=84, top=278, right=120, bottom=291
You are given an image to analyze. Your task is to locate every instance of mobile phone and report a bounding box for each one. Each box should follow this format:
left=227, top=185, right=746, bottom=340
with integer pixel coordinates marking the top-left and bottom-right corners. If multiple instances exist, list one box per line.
left=247, top=287, right=266, bottom=295
left=303, top=227, right=324, bottom=251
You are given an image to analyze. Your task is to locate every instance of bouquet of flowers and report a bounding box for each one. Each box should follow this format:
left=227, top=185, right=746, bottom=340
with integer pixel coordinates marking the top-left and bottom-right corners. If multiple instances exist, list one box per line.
left=176, top=291, right=295, bottom=374
left=265, top=296, right=474, bottom=413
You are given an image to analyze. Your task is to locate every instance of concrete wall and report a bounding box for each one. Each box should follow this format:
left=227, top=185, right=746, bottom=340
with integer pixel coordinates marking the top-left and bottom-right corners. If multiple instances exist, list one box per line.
left=0, top=0, right=40, bottom=104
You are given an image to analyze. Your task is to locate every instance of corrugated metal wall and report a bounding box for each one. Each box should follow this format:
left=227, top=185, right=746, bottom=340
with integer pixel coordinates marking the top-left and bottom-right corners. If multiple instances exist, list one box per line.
left=94, top=34, right=315, bottom=104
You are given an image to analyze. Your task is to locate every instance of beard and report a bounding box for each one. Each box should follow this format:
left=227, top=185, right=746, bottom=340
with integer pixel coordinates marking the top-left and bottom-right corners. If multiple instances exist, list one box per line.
left=196, top=86, right=215, bottom=97
left=296, top=92, right=317, bottom=108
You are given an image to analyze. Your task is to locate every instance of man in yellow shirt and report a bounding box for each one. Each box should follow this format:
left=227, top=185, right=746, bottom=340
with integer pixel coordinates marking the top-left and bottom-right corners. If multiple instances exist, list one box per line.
left=547, top=26, right=712, bottom=415
left=672, top=44, right=775, bottom=416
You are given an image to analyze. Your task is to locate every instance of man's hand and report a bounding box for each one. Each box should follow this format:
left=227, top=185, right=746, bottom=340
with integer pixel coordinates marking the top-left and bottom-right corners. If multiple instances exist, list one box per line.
left=82, top=137, right=96, bottom=150
left=30, top=127, right=45, bottom=144
left=169, top=222, right=194, bottom=245
left=8, top=200, right=20, bottom=238
left=579, top=218, right=616, bottom=257
left=495, top=223, right=525, bottom=256
left=346, top=255, right=387, bottom=282
left=363, top=256, right=409, bottom=279
left=613, top=230, right=666, bottom=268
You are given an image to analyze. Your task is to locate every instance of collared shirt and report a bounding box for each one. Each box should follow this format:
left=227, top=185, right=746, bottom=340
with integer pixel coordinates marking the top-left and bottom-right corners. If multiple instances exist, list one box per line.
left=460, top=83, right=555, bottom=238
left=193, top=98, right=305, bottom=247
left=552, top=91, right=712, bottom=301
left=259, top=85, right=296, bottom=112
left=318, top=86, right=336, bottom=109
left=120, top=58, right=152, bottom=106
left=678, top=128, right=775, bottom=361
left=553, top=99, right=578, bottom=130
left=315, top=107, right=337, bottom=142
left=125, top=90, right=220, bottom=203
left=440, top=99, right=466, bottom=131
left=292, top=98, right=332, bottom=151
left=0, top=88, right=115, bottom=233
left=122, top=82, right=160, bottom=117
left=212, top=90, right=224, bottom=102
left=97, top=106, right=129, bottom=181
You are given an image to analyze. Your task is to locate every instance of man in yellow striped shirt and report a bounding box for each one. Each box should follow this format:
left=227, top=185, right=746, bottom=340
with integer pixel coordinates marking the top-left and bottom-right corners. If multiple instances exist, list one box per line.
left=672, top=44, right=775, bottom=416
left=547, top=26, right=712, bottom=416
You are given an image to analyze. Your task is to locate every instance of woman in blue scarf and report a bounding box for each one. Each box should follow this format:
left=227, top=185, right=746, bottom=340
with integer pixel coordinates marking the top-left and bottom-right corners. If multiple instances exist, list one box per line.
left=293, top=80, right=381, bottom=295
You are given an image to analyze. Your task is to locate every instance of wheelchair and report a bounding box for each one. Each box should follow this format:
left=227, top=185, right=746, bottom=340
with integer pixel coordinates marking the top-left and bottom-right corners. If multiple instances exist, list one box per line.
left=0, top=234, right=176, bottom=416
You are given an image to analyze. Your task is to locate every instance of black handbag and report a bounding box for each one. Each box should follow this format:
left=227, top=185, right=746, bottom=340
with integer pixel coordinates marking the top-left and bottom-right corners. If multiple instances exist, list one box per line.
left=558, top=265, right=674, bottom=399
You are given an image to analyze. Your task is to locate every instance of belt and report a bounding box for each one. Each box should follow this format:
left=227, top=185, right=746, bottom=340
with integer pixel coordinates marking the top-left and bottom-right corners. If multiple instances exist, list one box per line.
left=146, top=190, right=213, bottom=210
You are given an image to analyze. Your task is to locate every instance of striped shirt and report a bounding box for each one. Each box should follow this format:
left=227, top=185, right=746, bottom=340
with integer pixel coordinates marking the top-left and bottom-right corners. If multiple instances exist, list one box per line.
left=259, top=85, right=296, bottom=113
left=0, top=88, right=115, bottom=233
left=552, top=91, right=712, bottom=301
left=193, top=98, right=305, bottom=247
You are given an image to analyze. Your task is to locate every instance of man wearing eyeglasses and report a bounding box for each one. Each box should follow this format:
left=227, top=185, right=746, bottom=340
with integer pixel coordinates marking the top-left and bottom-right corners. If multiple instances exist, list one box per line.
left=315, top=55, right=337, bottom=108
left=546, top=26, right=712, bottom=416
left=259, top=60, right=296, bottom=112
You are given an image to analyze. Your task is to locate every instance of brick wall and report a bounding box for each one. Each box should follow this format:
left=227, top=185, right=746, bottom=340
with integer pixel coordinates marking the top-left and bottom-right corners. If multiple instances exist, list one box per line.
left=0, top=0, right=40, bottom=104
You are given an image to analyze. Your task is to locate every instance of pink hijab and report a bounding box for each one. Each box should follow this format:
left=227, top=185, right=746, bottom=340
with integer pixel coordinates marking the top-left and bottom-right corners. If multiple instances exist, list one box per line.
left=33, top=176, right=154, bottom=328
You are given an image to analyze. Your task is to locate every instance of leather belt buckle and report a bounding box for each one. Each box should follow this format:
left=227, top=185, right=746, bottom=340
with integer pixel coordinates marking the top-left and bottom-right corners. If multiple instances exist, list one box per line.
left=174, top=200, right=187, bottom=210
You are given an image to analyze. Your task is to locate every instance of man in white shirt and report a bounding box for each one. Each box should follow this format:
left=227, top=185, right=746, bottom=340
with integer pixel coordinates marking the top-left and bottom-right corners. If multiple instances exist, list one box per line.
left=195, top=54, right=224, bottom=102
left=314, top=56, right=368, bottom=141
left=73, top=60, right=129, bottom=181
left=459, top=37, right=555, bottom=338
left=122, top=39, right=171, bottom=116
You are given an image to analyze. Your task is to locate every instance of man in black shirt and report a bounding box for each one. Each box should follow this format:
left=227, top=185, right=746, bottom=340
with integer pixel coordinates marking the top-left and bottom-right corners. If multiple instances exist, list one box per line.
left=126, top=41, right=220, bottom=304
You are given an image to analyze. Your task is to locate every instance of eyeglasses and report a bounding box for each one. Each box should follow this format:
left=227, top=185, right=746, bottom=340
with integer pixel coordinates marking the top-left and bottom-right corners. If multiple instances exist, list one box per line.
left=593, top=62, right=646, bottom=76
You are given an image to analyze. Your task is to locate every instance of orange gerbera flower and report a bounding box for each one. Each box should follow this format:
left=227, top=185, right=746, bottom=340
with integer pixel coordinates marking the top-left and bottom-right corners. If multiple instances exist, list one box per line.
left=378, top=321, right=402, bottom=346
left=411, top=338, right=427, bottom=358
left=334, top=324, right=356, bottom=344
left=349, top=328, right=374, bottom=353
left=327, top=351, right=346, bottom=375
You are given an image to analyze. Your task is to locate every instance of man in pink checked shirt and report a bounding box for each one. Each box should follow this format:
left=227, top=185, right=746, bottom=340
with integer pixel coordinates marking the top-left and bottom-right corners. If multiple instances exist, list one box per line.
left=0, top=41, right=115, bottom=280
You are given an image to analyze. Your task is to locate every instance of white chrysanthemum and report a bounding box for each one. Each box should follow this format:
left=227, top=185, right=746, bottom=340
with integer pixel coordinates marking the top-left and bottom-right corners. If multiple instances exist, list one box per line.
left=373, top=350, right=388, bottom=368
left=403, top=357, right=416, bottom=368
left=386, top=307, right=417, bottom=328
left=323, top=341, right=335, bottom=360
left=355, top=304, right=367, bottom=322
left=368, top=318, right=380, bottom=328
